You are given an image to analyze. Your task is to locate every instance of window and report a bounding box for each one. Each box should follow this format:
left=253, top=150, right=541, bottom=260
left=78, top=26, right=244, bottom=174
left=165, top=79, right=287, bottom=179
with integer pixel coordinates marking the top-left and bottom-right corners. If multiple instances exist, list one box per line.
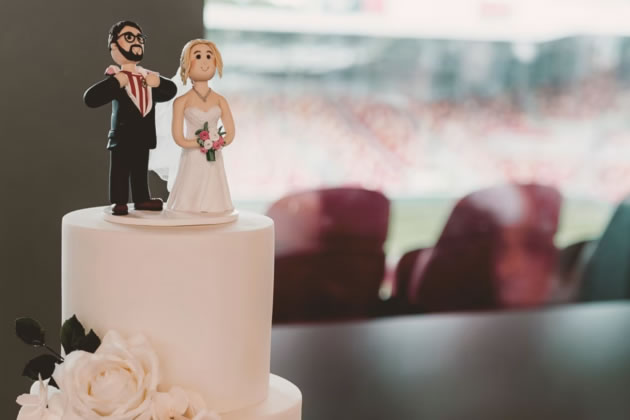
left=204, top=0, right=630, bottom=255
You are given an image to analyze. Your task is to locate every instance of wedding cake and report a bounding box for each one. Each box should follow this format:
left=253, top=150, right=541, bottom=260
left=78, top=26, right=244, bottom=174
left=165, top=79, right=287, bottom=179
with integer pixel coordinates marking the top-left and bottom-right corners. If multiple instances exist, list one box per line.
left=14, top=24, right=301, bottom=419
left=59, top=207, right=302, bottom=420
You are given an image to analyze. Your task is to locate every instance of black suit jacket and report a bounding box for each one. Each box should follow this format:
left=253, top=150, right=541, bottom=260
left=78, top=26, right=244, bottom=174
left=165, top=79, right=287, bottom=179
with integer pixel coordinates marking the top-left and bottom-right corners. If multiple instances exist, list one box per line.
left=84, top=75, right=177, bottom=150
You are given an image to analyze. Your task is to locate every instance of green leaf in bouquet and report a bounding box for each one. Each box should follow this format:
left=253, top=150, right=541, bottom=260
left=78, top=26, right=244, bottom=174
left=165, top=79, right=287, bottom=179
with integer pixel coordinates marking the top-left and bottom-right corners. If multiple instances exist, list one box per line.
left=15, top=317, right=45, bottom=346
left=195, top=129, right=202, bottom=135
left=60, top=315, right=86, bottom=355
left=203, top=121, right=209, bottom=131
left=218, top=125, right=226, bottom=136
left=78, top=329, right=101, bottom=353
left=22, top=354, right=58, bottom=381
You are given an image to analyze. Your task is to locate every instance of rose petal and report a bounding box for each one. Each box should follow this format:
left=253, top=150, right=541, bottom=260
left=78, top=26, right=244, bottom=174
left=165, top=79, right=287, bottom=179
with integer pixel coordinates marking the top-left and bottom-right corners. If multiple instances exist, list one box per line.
left=185, top=390, right=208, bottom=417
left=136, top=411, right=153, bottom=420
left=60, top=409, right=83, bottom=420
left=52, top=330, right=158, bottom=420
left=16, top=405, right=44, bottom=420
left=16, top=393, right=41, bottom=406
left=16, top=379, right=65, bottom=420
left=168, top=387, right=190, bottom=414
left=191, top=409, right=222, bottom=420
left=47, top=393, right=65, bottom=415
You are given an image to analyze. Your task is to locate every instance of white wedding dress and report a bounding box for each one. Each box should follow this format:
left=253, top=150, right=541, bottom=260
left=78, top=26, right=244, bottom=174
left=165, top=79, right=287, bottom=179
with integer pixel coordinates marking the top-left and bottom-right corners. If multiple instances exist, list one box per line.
left=166, top=105, right=234, bottom=214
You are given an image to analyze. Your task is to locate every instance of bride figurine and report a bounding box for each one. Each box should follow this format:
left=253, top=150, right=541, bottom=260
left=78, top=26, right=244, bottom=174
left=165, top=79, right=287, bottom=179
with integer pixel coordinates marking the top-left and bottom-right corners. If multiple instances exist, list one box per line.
left=165, top=39, right=235, bottom=214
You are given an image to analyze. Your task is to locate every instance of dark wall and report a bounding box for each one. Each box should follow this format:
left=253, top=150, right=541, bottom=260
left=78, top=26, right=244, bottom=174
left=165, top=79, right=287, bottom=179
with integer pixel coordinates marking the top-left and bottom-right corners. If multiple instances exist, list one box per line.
left=0, top=1, right=204, bottom=416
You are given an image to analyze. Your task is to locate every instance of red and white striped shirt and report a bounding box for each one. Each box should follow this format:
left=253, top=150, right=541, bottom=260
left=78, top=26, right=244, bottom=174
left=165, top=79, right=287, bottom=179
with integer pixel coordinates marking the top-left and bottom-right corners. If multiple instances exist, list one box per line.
left=104, top=65, right=154, bottom=118
left=121, top=70, right=151, bottom=117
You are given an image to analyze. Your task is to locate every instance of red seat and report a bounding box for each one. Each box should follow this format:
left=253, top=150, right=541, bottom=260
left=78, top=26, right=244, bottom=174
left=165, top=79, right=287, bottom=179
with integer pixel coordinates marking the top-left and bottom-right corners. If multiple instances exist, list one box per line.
left=388, top=247, right=432, bottom=314
left=267, top=187, right=390, bottom=323
left=401, top=183, right=561, bottom=314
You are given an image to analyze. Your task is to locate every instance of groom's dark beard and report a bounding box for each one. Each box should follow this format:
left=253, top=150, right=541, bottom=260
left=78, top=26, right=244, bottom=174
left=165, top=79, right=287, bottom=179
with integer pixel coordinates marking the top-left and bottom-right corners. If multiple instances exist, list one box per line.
left=115, top=41, right=144, bottom=62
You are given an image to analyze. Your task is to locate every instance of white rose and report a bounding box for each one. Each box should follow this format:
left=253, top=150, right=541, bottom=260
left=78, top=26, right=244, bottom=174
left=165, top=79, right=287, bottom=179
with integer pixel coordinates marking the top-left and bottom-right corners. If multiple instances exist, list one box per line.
left=53, top=330, right=159, bottom=420
left=16, top=379, right=64, bottom=420
left=149, top=387, right=221, bottom=420
left=150, top=387, right=188, bottom=420
left=190, top=410, right=221, bottom=420
left=203, top=140, right=213, bottom=150
left=184, top=391, right=221, bottom=420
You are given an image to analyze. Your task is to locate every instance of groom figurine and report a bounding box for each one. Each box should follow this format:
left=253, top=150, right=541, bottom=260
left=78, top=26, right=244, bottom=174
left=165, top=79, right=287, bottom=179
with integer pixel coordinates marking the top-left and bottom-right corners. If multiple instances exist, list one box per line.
left=84, top=20, right=177, bottom=215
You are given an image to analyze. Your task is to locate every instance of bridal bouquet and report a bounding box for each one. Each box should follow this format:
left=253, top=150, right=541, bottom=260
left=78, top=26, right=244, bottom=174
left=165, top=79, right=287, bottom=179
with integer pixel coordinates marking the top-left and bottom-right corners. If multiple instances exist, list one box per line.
left=15, top=316, right=221, bottom=420
left=195, top=122, right=226, bottom=162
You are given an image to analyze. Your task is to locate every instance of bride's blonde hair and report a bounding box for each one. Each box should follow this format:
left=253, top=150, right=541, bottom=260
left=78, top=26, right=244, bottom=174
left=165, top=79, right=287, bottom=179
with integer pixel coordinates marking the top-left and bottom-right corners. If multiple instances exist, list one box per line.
left=179, top=39, right=223, bottom=85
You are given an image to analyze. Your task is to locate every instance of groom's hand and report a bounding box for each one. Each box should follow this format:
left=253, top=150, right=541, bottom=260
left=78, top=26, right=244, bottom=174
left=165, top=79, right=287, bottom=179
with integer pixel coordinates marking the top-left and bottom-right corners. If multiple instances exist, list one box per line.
left=114, top=72, right=129, bottom=88
left=145, top=73, right=160, bottom=88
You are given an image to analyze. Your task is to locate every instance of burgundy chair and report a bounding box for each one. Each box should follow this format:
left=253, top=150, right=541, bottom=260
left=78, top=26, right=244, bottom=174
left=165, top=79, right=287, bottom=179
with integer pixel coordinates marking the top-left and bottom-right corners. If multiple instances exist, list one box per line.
left=550, top=239, right=595, bottom=303
left=267, top=187, right=390, bottom=323
left=399, top=183, right=561, bottom=314
left=388, top=247, right=433, bottom=314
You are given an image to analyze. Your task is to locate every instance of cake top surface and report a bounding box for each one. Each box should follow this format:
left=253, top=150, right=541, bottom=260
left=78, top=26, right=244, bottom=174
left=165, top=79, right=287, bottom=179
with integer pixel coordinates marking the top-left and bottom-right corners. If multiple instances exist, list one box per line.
left=63, top=207, right=272, bottom=233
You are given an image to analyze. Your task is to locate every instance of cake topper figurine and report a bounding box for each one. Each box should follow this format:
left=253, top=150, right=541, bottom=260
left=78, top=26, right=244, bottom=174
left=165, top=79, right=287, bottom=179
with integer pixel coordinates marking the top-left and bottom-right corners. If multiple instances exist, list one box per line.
left=84, top=20, right=177, bottom=215
left=161, top=39, right=236, bottom=214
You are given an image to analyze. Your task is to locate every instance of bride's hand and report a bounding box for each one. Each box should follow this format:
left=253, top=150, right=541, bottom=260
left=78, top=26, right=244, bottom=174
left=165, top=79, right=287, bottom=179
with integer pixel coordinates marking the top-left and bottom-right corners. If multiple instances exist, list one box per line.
left=187, top=138, right=201, bottom=149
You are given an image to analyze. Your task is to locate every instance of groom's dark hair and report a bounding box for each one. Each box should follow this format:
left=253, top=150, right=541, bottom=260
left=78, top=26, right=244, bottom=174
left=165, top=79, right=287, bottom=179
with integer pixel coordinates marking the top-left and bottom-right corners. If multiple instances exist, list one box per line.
left=107, top=20, right=143, bottom=50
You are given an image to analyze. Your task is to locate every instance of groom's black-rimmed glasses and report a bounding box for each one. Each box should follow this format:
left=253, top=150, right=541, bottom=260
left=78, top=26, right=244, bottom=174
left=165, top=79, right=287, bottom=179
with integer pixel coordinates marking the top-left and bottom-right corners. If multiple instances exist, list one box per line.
left=118, top=32, right=146, bottom=44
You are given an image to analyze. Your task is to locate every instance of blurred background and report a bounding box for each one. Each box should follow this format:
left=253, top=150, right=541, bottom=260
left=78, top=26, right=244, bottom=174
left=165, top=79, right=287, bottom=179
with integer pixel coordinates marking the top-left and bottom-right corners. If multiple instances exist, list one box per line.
left=205, top=0, right=630, bottom=252
left=4, top=0, right=630, bottom=416
left=202, top=0, right=630, bottom=317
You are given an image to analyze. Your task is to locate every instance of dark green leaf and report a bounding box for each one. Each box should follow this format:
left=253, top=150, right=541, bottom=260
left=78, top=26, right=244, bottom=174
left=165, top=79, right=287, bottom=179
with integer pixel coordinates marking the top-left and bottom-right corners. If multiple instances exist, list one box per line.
left=203, top=121, right=209, bottom=131
left=195, top=129, right=202, bottom=135
left=60, top=315, right=86, bottom=354
left=22, top=354, right=58, bottom=381
left=15, top=318, right=45, bottom=346
left=78, top=329, right=101, bottom=353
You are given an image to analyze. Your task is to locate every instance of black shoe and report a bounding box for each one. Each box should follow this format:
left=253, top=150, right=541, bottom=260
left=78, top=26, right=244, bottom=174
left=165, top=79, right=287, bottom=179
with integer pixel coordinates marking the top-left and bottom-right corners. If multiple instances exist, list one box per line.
left=112, top=204, right=128, bottom=215
left=134, top=198, right=163, bottom=211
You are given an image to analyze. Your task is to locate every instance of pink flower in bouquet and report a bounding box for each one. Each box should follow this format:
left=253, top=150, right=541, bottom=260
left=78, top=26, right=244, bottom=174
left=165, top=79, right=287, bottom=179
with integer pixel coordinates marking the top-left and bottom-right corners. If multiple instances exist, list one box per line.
left=212, top=136, right=225, bottom=151
left=200, top=148, right=207, bottom=153
left=199, top=131, right=210, bottom=141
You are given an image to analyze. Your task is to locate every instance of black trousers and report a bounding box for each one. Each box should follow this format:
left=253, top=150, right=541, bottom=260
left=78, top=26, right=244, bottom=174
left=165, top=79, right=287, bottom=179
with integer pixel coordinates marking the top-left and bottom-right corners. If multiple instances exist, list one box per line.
left=109, top=147, right=151, bottom=205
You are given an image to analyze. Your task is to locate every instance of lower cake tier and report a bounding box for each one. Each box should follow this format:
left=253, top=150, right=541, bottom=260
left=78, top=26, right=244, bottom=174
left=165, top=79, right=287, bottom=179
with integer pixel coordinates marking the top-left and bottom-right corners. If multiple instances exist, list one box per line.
left=62, top=207, right=275, bottom=413
left=222, top=375, right=302, bottom=420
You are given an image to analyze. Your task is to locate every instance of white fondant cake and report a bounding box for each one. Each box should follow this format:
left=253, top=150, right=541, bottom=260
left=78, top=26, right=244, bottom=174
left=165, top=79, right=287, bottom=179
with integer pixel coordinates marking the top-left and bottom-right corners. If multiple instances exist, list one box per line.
left=61, top=207, right=301, bottom=419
